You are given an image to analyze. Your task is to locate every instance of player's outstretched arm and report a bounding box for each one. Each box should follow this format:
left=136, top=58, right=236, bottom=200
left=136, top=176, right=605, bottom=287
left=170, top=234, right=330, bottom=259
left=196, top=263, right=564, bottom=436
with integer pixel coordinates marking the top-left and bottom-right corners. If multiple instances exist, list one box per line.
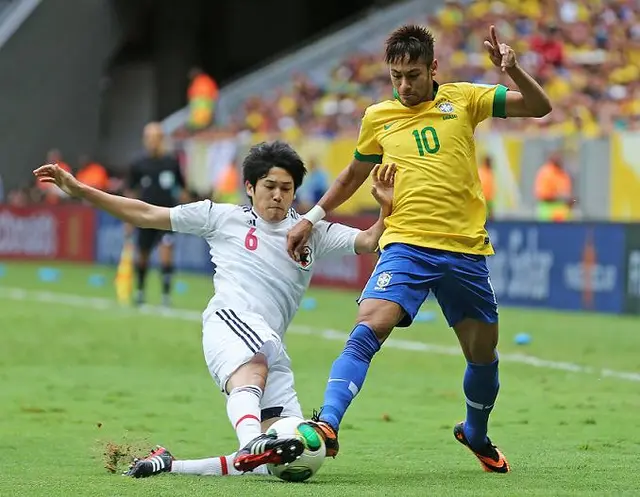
left=354, top=163, right=395, bottom=254
left=484, top=25, right=552, bottom=118
left=287, top=158, right=374, bottom=261
left=33, top=163, right=171, bottom=230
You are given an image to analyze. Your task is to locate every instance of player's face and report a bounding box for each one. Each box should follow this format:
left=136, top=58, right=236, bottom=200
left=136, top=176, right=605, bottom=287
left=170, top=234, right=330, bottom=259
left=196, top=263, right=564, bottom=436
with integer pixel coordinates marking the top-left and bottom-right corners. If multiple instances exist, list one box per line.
left=246, top=167, right=295, bottom=222
left=389, top=57, right=437, bottom=106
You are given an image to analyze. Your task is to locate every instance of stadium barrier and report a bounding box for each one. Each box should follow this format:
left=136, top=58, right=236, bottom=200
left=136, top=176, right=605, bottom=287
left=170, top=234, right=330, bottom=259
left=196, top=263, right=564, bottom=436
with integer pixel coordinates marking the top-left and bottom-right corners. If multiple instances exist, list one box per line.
left=4, top=206, right=639, bottom=315
left=0, top=204, right=95, bottom=261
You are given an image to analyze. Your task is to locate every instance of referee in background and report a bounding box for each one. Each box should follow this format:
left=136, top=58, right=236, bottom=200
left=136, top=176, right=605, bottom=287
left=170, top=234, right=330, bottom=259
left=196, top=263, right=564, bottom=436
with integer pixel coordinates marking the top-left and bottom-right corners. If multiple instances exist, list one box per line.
left=126, top=122, right=186, bottom=307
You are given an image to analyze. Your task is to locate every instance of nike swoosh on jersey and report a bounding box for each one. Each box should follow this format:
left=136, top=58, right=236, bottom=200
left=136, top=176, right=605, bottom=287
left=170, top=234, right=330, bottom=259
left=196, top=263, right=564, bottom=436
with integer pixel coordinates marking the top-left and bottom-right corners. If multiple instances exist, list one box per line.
left=383, top=122, right=395, bottom=130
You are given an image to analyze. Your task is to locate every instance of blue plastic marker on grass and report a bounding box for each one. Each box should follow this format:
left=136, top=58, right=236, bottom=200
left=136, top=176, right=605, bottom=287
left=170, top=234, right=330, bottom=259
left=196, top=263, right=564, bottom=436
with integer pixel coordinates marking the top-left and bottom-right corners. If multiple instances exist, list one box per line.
left=514, top=332, right=531, bottom=345
left=38, top=267, right=60, bottom=283
left=175, top=281, right=188, bottom=294
left=88, top=274, right=106, bottom=287
left=414, top=310, right=436, bottom=323
left=301, top=297, right=317, bottom=310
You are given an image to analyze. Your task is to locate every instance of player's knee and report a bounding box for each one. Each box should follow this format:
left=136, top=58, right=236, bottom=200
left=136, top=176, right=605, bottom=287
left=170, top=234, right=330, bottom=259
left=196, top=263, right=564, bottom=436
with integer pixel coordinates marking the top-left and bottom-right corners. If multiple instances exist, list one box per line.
left=357, top=300, right=403, bottom=342
left=227, top=354, right=269, bottom=392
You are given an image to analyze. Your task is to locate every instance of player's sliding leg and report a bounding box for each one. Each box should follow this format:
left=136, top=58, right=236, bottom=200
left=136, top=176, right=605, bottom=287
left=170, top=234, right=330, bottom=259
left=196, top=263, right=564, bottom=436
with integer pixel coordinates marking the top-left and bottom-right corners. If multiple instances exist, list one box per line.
left=307, top=300, right=403, bottom=457
left=225, top=359, right=303, bottom=471
left=125, top=447, right=270, bottom=478
left=172, top=454, right=269, bottom=476
left=158, top=234, right=174, bottom=307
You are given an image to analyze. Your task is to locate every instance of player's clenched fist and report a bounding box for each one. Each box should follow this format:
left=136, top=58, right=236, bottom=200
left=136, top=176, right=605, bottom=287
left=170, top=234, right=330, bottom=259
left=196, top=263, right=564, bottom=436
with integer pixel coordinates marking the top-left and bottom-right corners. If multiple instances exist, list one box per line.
left=483, top=25, right=516, bottom=72
left=33, top=163, right=82, bottom=197
left=370, top=163, right=396, bottom=217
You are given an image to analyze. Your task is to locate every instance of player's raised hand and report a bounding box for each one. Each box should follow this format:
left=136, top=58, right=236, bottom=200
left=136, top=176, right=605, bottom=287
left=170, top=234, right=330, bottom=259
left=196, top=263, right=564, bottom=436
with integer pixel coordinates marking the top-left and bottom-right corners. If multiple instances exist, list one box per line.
left=371, top=163, right=396, bottom=216
left=33, top=163, right=82, bottom=197
left=483, top=25, right=516, bottom=72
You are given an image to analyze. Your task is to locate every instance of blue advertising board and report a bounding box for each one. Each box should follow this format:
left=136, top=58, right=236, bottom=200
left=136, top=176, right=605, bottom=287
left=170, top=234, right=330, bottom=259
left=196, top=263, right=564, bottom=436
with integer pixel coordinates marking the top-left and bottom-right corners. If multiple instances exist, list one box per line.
left=486, top=222, right=626, bottom=313
left=95, top=211, right=212, bottom=273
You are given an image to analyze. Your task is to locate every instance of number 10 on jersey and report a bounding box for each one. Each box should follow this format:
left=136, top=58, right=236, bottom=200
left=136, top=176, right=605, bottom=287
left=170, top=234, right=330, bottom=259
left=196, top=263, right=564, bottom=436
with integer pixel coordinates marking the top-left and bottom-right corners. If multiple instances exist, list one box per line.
left=412, top=126, right=440, bottom=156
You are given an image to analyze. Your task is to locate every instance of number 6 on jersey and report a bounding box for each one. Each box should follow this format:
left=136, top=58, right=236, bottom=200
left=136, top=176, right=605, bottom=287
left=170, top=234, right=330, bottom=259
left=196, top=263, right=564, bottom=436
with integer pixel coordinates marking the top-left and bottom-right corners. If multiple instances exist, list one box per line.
left=245, top=227, right=259, bottom=251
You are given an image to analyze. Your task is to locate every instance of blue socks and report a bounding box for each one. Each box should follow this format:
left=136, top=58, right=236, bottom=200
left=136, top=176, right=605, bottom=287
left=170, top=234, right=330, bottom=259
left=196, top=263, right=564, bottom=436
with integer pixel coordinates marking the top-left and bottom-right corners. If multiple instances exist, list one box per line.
left=463, top=358, right=500, bottom=450
left=319, top=324, right=381, bottom=430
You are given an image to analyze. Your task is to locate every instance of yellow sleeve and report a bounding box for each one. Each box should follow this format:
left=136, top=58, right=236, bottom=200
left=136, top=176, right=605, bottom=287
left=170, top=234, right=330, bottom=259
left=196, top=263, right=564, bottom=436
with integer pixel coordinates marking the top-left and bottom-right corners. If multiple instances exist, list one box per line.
left=354, top=108, right=383, bottom=163
left=461, top=83, right=508, bottom=127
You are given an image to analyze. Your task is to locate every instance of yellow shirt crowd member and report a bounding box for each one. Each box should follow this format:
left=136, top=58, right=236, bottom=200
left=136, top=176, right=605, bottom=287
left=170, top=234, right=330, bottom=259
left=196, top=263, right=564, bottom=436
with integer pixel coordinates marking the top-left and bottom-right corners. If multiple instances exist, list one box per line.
left=354, top=81, right=507, bottom=255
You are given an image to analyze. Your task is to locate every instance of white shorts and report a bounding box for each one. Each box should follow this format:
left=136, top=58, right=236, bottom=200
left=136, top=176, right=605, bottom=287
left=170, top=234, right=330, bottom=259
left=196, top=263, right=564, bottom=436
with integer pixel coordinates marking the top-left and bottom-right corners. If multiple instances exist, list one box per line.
left=202, top=308, right=303, bottom=421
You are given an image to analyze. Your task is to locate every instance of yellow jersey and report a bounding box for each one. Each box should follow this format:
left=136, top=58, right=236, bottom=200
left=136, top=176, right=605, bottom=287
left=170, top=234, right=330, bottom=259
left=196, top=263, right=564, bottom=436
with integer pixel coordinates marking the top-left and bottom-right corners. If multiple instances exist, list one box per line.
left=355, top=81, right=508, bottom=255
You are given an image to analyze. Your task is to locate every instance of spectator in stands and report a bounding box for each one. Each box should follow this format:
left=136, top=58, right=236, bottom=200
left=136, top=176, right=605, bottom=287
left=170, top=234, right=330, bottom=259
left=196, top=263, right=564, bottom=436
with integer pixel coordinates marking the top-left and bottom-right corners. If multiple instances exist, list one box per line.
left=534, top=153, right=573, bottom=221
left=295, top=158, right=330, bottom=213
left=76, top=155, right=109, bottom=191
left=478, top=155, right=495, bottom=220
left=187, top=67, right=218, bottom=131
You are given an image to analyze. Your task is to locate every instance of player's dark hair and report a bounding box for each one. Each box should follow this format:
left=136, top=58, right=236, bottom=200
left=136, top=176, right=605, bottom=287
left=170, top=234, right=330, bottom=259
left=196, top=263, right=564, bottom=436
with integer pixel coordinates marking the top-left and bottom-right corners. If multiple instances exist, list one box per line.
left=385, top=25, right=435, bottom=66
left=243, top=140, right=307, bottom=191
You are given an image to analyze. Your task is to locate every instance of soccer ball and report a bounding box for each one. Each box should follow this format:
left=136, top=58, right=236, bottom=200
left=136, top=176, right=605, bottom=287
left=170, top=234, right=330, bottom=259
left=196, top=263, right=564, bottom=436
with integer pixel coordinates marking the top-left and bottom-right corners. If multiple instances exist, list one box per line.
left=266, top=416, right=326, bottom=482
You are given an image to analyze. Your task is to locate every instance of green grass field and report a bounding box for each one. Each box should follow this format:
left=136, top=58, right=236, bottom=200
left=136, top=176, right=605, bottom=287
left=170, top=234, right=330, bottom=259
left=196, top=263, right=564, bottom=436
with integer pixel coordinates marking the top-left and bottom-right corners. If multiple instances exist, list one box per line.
left=1, top=261, right=639, bottom=496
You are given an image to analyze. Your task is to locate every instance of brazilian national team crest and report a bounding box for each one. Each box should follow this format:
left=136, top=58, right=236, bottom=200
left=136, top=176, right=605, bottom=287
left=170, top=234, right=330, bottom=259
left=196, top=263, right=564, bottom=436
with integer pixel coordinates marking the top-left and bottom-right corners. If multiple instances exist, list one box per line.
left=437, top=101, right=458, bottom=120
left=297, top=246, right=314, bottom=271
left=374, top=271, right=392, bottom=291
left=437, top=101, right=454, bottom=113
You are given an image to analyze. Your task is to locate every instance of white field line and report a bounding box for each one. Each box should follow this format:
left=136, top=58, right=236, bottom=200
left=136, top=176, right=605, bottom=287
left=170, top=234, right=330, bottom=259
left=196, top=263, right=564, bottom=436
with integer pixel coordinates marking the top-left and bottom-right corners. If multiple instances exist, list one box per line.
left=2, top=286, right=640, bottom=383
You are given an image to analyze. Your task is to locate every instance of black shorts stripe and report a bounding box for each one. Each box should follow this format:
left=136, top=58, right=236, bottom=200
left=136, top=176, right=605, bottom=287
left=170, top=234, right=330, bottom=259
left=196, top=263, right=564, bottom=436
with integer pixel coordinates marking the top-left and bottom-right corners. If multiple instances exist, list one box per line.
left=226, top=309, right=264, bottom=347
left=219, top=309, right=263, bottom=351
left=215, top=310, right=259, bottom=353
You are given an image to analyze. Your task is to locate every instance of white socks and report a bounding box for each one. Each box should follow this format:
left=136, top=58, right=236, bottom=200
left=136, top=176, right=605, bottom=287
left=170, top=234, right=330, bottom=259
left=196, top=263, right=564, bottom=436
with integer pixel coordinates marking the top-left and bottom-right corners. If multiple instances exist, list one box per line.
left=170, top=454, right=269, bottom=476
left=226, top=385, right=263, bottom=447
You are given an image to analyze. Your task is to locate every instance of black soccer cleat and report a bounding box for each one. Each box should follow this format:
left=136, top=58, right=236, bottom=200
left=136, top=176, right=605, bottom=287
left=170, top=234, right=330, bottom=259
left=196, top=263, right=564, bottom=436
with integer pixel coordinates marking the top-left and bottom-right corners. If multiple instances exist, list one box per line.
left=124, top=445, right=174, bottom=478
left=233, top=433, right=305, bottom=472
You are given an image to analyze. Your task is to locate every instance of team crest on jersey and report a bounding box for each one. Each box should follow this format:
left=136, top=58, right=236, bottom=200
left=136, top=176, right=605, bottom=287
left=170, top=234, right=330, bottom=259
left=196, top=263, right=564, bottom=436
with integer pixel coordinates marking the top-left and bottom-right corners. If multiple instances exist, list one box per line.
left=374, top=271, right=392, bottom=291
left=437, top=101, right=454, bottom=113
left=297, top=246, right=314, bottom=271
left=437, top=101, right=458, bottom=120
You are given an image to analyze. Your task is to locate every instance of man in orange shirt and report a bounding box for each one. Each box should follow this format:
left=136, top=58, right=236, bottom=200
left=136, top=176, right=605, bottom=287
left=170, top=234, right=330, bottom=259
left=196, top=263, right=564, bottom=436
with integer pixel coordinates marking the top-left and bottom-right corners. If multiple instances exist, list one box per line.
left=534, top=154, right=573, bottom=221
left=187, top=67, right=218, bottom=131
left=76, top=155, right=109, bottom=191
left=478, top=155, right=495, bottom=220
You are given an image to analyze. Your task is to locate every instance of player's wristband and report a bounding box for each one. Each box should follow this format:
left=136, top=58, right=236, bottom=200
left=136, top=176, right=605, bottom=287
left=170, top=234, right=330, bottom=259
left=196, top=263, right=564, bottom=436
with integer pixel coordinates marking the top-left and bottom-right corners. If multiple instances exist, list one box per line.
left=302, top=205, right=326, bottom=225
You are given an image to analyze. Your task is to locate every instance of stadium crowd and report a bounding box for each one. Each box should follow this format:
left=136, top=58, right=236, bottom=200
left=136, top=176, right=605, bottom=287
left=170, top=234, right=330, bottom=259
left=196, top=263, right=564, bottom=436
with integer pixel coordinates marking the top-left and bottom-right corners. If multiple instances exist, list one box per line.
left=4, top=0, right=638, bottom=206
left=199, top=0, right=640, bottom=139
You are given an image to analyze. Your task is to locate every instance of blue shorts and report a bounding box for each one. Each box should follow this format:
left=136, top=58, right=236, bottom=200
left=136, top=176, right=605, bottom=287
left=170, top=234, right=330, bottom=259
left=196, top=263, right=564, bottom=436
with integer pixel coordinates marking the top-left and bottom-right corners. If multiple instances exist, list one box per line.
left=359, top=243, right=498, bottom=328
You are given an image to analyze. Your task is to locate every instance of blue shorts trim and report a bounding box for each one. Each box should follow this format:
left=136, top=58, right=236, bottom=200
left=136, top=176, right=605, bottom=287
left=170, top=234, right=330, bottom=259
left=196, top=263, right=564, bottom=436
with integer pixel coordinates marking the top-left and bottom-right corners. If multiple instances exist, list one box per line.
left=359, top=243, right=498, bottom=327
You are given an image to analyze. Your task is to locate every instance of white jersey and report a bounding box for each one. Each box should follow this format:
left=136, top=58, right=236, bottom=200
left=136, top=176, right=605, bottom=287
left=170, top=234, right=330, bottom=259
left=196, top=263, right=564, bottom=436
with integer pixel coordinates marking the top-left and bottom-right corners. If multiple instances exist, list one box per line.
left=170, top=201, right=360, bottom=336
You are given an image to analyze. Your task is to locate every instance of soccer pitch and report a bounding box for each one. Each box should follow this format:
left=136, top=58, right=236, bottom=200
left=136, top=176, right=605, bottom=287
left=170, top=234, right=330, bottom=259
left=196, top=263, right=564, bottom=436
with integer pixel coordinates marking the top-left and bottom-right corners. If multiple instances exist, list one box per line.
left=1, top=262, right=639, bottom=497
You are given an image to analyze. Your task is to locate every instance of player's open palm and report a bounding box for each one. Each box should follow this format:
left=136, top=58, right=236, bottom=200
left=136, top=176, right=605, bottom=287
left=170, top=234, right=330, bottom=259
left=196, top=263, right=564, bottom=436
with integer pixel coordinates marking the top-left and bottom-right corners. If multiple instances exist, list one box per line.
left=33, top=163, right=82, bottom=197
left=371, top=163, right=396, bottom=216
left=483, top=25, right=516, bottom=72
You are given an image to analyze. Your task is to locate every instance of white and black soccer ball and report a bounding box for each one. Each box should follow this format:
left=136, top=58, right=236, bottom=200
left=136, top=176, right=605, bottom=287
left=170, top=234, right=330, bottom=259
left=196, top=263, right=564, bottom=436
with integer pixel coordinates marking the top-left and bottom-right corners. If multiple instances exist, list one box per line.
left=266, top=416, right=326, bottom=482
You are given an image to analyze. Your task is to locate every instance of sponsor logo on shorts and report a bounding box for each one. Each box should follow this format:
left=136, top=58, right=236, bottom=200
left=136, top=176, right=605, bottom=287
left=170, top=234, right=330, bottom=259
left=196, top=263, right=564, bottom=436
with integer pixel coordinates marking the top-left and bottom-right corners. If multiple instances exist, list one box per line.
left=374, top=271, right=392, bottom=291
